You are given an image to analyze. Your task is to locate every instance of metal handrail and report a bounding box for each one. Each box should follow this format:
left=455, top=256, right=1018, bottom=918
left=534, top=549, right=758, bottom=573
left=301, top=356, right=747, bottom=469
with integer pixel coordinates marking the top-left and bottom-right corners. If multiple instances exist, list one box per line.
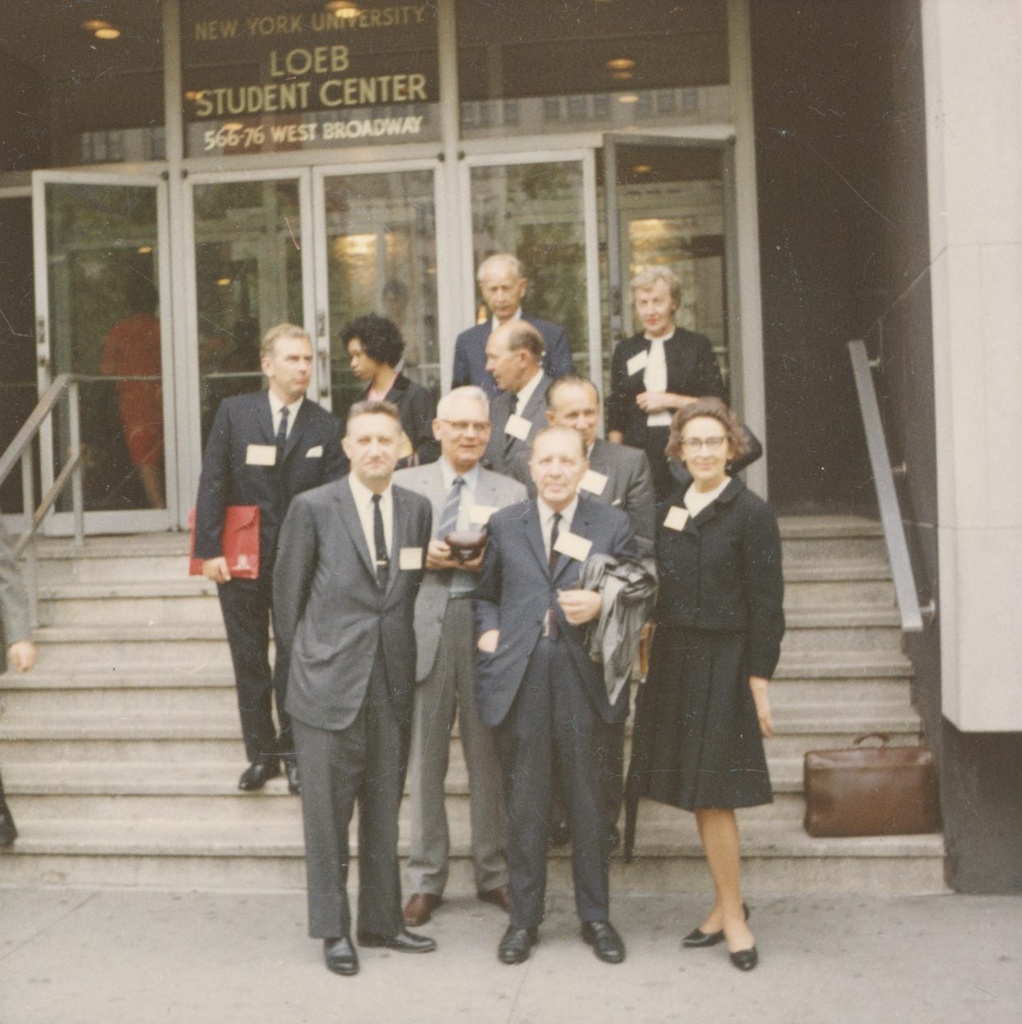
left=847, top=340, right=933, bottom=632
left=0, top=373, right=85, bottom=625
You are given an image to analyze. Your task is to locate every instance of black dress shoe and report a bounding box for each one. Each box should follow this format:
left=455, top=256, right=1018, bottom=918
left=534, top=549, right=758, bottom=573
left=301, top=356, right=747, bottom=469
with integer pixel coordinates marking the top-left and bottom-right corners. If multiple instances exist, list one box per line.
left=682, top=903, right=750, bottom=948
left=581, top=920, right=626, bottom=964
left=323, top=936, right=359, bottom=976
left=356, top=929, right=436, bottom=953
left=730, top=946, right=759, bottom=971
left=498, top=926, right=538, bottom=965
left=238, top=760, right=280, bottom=791
left=285, top=761, right=301, bottom=795
left=0, top=804, right=17, bottom=848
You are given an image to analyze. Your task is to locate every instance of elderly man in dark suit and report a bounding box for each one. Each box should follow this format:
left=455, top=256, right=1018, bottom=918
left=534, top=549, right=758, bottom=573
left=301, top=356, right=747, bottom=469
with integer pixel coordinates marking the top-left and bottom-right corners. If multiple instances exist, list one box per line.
left=481, top=320, right=551, bottom=476
left=451, top=253, right=574, bottom=398
left=273, top=401, right=435, bottom=976
left=475, top=426, right=637, bottom=966
left=395, top=386, right=526, bottom=928
left=0, top=517, right=38, bottom=848
left=194, top=323, right=347, bottom=794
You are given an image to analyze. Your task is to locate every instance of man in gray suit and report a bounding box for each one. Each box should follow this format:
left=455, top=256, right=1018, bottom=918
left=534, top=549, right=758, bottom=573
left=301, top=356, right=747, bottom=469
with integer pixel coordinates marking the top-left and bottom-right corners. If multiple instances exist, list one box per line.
left=476, top=427, right=637, bottom=966
left=395, top=386, right=527, bottom=927
left=482, top=320, right=551, bottom=475
left=0, top=517, right=38, bottom=847
left=273, top=401, right=435, bottom=976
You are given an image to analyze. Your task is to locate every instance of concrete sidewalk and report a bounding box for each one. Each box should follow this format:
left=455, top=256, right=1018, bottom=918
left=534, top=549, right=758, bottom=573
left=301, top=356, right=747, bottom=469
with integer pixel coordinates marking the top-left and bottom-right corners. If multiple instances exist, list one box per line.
left=0, top=886, right=1019, bottom=1024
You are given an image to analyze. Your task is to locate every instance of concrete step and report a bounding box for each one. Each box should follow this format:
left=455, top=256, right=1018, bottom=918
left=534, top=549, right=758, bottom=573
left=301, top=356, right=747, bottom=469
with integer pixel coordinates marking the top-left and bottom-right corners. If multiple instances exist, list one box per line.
left=0, top=815, right=945, bottom=894
left=776, top=517, right=887, bottom=563
left=36, top=581, right=219, bottom=627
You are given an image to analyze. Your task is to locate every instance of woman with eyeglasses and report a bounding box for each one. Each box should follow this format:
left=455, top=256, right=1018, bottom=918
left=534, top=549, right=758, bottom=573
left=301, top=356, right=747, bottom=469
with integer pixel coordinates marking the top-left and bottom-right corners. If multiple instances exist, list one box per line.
left=629, top=396, right=784, bottom=972
left=606, top=265, right=727, bottom=498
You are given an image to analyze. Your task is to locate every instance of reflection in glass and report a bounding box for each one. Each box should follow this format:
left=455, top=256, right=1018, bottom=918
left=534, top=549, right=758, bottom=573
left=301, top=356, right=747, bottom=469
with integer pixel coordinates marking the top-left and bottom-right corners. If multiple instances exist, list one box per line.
left=44, top=184, right=166, bottom=512
left=321, top=171, right=438, bottom=416
left=192, top=180, right=304, bottom=446
left=470, top=162, right=589, bottom=377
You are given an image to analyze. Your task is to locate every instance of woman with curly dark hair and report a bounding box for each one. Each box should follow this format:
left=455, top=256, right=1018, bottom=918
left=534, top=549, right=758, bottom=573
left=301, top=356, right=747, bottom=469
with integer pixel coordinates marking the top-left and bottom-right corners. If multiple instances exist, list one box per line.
left=341, top=313, right=439, bottom=466
left=629, top=396, right=784, bottom=972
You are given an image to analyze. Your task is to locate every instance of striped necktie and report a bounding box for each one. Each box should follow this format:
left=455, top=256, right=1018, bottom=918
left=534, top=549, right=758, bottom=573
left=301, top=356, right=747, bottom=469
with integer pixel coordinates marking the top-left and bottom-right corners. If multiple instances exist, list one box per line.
left=437, top=476, right=465, bottom=539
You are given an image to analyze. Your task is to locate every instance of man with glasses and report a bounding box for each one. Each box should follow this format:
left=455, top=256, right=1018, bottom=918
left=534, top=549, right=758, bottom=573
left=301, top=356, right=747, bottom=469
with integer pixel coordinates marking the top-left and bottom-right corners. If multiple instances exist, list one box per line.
left=394, top=387, right=527, bottom=927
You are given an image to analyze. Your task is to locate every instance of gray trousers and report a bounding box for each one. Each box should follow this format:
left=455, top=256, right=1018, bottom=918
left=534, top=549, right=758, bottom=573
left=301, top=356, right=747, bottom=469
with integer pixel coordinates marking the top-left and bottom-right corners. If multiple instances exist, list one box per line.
left=405, top=595, right=507, bottom=896
left=293, top=654, right=406, bottom=940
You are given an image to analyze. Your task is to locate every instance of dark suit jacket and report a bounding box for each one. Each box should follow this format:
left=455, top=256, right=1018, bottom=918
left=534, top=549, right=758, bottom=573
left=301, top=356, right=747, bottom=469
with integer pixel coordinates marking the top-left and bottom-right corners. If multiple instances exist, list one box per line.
left=655, top=476, right=785, bottom=679
left=474, top=495, right=637, bottom=729
left=194, top=391, right=347, bottom=573
left=0, top=516, right=31, bottom=675
left=606, top=328, right=726, bottom=448
left=482, top=373, right=551, bottom=475
left=362, top=373, right=439, bottom=466
left=273, top=478, right=432, bottom=731
left=452, top=314, right=574, bottom=398
left=507, top=438, right=656, bottom=551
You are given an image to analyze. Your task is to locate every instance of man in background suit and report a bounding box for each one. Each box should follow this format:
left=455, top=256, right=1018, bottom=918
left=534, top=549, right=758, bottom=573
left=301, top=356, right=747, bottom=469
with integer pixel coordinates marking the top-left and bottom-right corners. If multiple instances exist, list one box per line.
left=0, top=516, right=38, bottom=847
left=194, top=323, right=346, bottom=794
left=451, top=253, right=573, bottom=398
left=395, top=386, right=527, bottom=928
left=476, top=427, right=637, bottom=966
left=273, top=401, right=435, bottom=976
left=481, top=320, right=551, bottom=476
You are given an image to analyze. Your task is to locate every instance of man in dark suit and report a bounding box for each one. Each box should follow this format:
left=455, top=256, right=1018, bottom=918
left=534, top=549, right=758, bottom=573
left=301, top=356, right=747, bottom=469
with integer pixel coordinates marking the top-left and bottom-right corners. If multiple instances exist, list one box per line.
left=481, top=320, right=551, bottom=476
left=0, top=516, right=38, bottom=848
left=194, top=323, right=347, bottom=794
left=475, top=426, right=637, bottom=966
left=395, top=386, right=526, bottom=927
left=273, top=401, right=435, bottom=976
left=451, top=253, right=573, bottom=398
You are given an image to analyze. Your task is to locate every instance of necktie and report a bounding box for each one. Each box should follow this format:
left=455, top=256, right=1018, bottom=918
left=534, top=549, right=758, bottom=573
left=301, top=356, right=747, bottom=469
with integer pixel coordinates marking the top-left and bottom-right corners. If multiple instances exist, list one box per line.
left=508, top=392, right=518, bottom=415
left=437, top=476, right=465, bottom=540
left=372, top=494, right=389, bottom=588
left=276, top=405, right=289, bottom=460
left=549, top=511, right=561, bottom=573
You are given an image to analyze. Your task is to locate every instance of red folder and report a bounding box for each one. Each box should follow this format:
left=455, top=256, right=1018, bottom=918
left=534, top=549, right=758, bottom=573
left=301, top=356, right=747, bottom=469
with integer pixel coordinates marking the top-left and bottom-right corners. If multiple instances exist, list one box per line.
left=189, top=505, right=260, bottom=579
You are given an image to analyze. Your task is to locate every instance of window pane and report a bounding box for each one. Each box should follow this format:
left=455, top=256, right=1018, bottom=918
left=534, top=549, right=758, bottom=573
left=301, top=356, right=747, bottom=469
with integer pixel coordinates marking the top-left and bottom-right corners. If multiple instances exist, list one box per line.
left=0, top=2, right=164, bottom=171
left=470, top=162, right=589, bottom=377
left=457, top=0, right=730, bottom=139
left=181, top=0, right=440, bottom=158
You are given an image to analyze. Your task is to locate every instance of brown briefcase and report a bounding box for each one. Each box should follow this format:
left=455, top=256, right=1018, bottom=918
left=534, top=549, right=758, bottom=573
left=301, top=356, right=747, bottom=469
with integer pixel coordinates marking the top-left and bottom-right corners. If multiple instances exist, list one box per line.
left=803, top=733, right=940, bottom=838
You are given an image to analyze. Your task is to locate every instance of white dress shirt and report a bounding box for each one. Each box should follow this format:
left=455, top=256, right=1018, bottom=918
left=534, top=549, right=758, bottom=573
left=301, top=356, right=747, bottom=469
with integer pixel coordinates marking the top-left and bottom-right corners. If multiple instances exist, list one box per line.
left=268, top=392, right=304, bottom=438
left=538, top=495, right=579, bottom=560
left=348, top=474, right=393, bottom=562
left=643, top=335, right=672, bottom=428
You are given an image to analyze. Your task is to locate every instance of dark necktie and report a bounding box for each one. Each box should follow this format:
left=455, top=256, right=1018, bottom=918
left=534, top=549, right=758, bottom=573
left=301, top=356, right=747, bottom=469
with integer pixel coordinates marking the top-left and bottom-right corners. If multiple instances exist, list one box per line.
left=275, top=405, right=289, bottom=461
left=504, top=393, right=519, bottom=454
left=437, top=476, right=465, bottom=539
left=549, top=511, right=561, bottom=574
left=372, top=494, right=389, bottom=588
left=508, top=392, right=518, bottom=415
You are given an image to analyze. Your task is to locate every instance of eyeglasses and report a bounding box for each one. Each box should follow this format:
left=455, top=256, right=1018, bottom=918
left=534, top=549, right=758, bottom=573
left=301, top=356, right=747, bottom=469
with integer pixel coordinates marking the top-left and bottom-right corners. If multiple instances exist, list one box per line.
left=680, top=436, right=726, bottom=453
left=440, top=419, right=490, bottom=434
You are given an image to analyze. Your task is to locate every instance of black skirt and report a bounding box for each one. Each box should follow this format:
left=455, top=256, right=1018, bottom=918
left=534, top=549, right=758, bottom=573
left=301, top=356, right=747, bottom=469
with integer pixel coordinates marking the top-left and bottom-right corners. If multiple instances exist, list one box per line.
left=631, top=625, right=773, bottom=811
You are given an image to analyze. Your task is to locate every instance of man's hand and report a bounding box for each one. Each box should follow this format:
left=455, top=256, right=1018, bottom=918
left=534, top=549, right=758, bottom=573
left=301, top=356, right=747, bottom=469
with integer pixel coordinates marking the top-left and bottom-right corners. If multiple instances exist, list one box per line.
left=556, top=589, right=601, bottom=626
left=7, top=640, right=37, bottom=672
left=477, top=629, right=499, bottom=654
left=202, top=556, right=231, bottom=584
left=749, top=676, right=773, bottom=738
left=635, top=391, right=694, bottom=414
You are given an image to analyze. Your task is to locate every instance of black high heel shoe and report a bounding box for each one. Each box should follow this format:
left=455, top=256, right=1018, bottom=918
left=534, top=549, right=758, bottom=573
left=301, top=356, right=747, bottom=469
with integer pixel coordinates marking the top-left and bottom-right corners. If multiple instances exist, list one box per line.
left=682, top=902, right=749, bottom=948
left=729, top=946, right=758, bottom=971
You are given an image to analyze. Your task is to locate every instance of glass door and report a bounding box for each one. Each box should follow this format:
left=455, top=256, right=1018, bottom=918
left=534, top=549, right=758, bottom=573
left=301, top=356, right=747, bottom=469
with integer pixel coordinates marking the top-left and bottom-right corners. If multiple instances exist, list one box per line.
left=603, top=134, right=737, bottom=400
left=184, top=171, right=314, bottom=450
left=312, top=163, right=443, bottom=419
left=32, top=172, right=175, bottom=533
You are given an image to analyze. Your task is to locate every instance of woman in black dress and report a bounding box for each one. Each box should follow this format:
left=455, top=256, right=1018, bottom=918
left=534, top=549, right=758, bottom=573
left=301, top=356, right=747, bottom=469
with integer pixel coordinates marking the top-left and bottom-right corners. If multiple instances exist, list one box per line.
left=606, top=266, right=726, bottom=498
left=341, top=313, right=439, bottom=466
left=632, top=397, right=784, bottom=971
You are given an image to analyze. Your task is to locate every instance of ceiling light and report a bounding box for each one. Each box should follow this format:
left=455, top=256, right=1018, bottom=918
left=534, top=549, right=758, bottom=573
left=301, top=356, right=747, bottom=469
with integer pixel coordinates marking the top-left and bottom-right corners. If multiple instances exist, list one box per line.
left=633, top=164, right=652, bottom=174
left=612, top=71, right=633, bottom=81
left=606, top=58, right=635, bottom=72
left=82, top=19, right=121, bottom=40
left=618, top=94, right=640, bottom=105
left=216, top=277, right=233, bottom=287
left=95, top=27, right=121, bottom=40
left=137, top=246, right=154, bottom=255
left=325, top=1, right=361, bottom=16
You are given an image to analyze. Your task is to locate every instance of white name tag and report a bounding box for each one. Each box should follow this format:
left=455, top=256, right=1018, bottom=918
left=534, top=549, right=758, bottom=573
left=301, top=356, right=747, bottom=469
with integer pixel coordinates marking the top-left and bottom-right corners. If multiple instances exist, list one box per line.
left=246, top=444, right=277, bottom=466
left=627, top=350, right=649, bottom=376
left=399, top=547, right=424, bottom=570
left=469, top=505, right=498, bottom=525
left=504, top=413, right=532, bottom=441
left=579, top=469, right=608, bottom=496
left=663, top=506, right=690, bottom=531
left=305, top=445, right=323, bottom=458
left=554, top=530, right=592, bottom=563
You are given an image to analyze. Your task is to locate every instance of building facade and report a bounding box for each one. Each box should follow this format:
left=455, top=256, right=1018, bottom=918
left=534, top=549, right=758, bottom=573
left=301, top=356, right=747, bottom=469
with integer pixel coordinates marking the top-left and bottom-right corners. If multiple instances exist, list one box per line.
left=1, top=0, right=1020, bottom=890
